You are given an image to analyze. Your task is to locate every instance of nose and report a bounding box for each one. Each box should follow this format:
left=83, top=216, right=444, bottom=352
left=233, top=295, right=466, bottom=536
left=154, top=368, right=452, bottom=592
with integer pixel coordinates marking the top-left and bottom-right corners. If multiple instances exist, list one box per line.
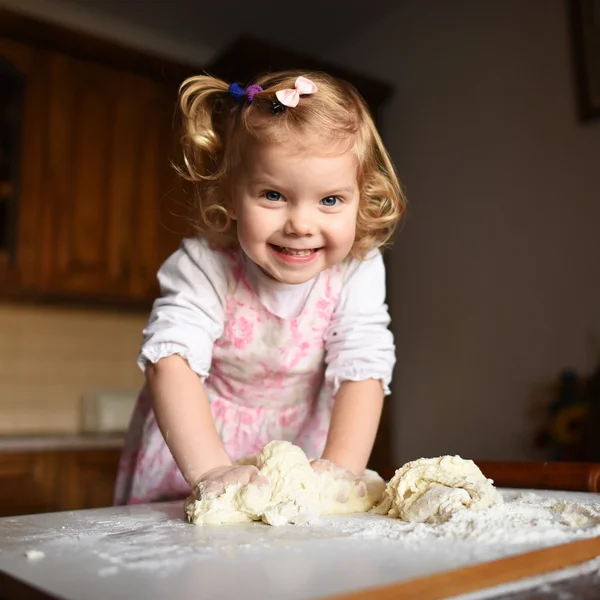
left=283, top=205, right=315, bottom=236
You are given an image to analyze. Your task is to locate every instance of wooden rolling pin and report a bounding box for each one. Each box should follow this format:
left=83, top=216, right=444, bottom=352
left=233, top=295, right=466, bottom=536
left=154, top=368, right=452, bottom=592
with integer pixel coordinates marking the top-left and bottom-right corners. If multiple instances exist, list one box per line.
left=328, top=536, right=600, bottom=600
left=380, top=461, right=600, bottom=492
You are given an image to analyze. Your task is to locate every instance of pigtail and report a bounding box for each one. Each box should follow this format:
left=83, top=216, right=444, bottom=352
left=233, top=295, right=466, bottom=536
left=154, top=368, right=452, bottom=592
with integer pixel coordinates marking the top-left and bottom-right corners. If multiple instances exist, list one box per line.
left=176, top=75, right=239, bottom=238
left=178, top=75, right=231, bottom=182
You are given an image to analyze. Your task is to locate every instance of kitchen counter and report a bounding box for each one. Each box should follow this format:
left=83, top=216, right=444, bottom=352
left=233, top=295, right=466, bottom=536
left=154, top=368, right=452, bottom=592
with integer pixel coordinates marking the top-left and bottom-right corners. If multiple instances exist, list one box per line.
left=0, top=434, right=124, bottom=452
left=0, top=490, right=599, bottom=600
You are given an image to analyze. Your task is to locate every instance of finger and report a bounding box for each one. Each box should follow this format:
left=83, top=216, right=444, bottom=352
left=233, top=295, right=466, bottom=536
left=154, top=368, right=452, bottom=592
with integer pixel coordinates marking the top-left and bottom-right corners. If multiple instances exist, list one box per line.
left=199, top=466, right=228, bottom=481
left=220, top=466, right=253, bottom=486
left=200, top=480, right=226, bottom=497
left=355, top=480, right=367, bottom=498
left=335, top=488, right=350, bottom=503
left=311, top=459, right=335, bottom=473
left=249, top=472, right=269, bottom=486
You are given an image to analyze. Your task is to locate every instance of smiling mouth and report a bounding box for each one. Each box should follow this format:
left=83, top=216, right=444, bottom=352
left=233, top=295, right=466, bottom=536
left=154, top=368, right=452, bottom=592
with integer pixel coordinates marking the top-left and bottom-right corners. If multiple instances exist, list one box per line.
left=270, top=244, right=321, bottom=256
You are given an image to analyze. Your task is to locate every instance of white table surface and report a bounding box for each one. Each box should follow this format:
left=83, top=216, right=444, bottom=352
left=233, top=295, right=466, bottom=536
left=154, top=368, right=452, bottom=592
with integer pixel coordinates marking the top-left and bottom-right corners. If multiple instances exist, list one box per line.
left=0, top=490, right=598, bottom=600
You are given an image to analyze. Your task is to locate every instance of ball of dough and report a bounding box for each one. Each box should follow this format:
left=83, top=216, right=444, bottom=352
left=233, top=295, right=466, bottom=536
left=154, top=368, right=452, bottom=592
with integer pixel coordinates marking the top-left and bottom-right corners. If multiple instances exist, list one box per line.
left=185, top=440, right=386, bottom=526
left=372, top=455, right=502, bottom=524
left=185, top=440, right=318, bottom=526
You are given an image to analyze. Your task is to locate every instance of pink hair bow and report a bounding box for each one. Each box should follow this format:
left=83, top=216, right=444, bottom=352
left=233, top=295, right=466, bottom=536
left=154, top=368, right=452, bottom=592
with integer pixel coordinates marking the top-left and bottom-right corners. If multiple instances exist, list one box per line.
left=275, top=76, right=318, bottom=108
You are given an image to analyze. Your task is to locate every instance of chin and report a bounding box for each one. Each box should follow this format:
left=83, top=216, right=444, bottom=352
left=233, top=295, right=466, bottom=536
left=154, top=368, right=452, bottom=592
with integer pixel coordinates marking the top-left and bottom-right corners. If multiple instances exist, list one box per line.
left=280, top=273, right=317, bottom=285
left=263, top=269, right=310, bottom=285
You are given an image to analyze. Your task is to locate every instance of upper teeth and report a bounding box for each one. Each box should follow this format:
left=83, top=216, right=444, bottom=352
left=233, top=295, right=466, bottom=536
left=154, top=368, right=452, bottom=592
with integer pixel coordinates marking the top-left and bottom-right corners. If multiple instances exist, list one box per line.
left=278, top=247, right=313, bottom=256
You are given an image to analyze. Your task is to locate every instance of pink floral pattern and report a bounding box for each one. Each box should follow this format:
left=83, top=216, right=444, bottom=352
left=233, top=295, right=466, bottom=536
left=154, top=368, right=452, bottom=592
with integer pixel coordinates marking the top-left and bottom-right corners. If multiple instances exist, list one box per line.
left=114, top=250, right=344, bottom=505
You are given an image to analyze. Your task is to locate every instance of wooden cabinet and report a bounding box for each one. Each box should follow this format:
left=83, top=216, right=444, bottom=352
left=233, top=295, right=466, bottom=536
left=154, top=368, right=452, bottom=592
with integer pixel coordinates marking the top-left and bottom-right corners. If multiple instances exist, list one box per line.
left=0, top=38, right=46, bottom=294
left=38, top=51, right=183, bottom=302
left=0, top=449, right=121, bottom=518
left=58, top=449, right=122, bottom=511
left=0, top=452, right=60, bottom=516
left=127, top=86, right=190, bottom=301
left=0, top=23, right=190, bottom=306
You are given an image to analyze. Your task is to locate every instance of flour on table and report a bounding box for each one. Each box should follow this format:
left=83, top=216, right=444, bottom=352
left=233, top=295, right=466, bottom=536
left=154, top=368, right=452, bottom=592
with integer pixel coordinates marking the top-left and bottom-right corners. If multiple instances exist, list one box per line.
left=373, top=455, right=502, bottom=524
left=318, top=491, right=600, bottom=552
left=185, top=440, right=385, bottom=526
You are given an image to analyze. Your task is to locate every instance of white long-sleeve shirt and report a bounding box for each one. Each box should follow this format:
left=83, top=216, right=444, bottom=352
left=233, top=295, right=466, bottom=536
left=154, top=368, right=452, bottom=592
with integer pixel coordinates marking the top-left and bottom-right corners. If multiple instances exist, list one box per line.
left=138, top=237, right=396, bottom=395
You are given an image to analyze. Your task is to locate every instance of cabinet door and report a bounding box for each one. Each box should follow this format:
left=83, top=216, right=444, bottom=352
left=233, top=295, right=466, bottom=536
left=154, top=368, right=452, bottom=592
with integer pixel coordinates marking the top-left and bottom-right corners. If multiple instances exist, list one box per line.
left=39, top=52, right=160, bottom=300
left=128, top=85, right=189, bottom=300
left=39, top=52, right=188, bottom=303
left=0, top=38, right=46, bottom=293
left=0, top=452, right=60, bottom=517
left=58, top=449, right=121, bottom=511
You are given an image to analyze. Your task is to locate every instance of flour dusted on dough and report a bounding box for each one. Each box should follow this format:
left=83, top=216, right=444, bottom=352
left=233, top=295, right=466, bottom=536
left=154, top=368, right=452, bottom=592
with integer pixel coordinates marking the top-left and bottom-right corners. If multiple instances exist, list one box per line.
left=185, top=441, right=318, bottom=526
left=254, top=440, right=321, bottom=526
left=185, top=440, right=386, bottom=526
left=372, top=455, right=502, bottom=524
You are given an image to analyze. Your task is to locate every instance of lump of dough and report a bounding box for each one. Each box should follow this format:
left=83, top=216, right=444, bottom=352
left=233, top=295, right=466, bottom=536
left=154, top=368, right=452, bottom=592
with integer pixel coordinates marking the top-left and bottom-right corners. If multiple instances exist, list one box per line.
left=255, top=439, right=321, bottom=526
left=372, top=455, right=502, bottom=524
left=184, top=478, right=269, bottom=525
left=185, top=440, right=386, bottom=526
left=185, top=440, right=320, bottom=526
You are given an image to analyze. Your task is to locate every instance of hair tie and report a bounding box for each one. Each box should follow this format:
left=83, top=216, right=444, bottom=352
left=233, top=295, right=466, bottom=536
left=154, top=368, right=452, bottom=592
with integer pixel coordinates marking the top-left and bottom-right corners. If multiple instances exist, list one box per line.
left=228, top=82, right=263, bottom=103
left=244, top=84, right=263, bottom=103
left=228, top=82, right=245, bottom=102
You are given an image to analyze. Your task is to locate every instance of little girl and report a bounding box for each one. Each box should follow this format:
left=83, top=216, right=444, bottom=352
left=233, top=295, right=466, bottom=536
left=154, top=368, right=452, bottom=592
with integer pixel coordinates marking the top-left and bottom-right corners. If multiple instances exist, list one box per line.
left=114, top=70, right=406, bottom=505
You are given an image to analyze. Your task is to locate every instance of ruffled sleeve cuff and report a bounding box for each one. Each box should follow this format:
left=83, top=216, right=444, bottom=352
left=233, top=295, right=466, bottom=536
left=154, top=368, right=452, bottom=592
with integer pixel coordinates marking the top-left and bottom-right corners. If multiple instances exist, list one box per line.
left=137, top=342, right=210, bottom=380
left=327, top=365, right=392, bottom=397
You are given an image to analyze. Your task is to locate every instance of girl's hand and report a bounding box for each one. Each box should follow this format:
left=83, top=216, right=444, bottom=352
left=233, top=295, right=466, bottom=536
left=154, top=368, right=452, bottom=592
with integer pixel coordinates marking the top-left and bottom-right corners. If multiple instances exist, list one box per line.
left=310, top=459, right=367, bottom=502
left=196, top=465, right=268, bottom=498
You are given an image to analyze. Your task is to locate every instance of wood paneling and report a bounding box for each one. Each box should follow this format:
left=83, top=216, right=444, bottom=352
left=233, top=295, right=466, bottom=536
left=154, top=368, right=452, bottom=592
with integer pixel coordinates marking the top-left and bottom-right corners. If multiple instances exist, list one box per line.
left=0, top=452, right=59, bottom=516
left=0, top=449, right=121, bottom=517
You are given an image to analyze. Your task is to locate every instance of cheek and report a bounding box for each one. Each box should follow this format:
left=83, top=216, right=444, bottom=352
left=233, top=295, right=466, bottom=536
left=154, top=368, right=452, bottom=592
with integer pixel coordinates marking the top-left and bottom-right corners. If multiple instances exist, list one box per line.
left=327, top=212, right=358, bottom=248
left=237, top=207, right=275, bottom=244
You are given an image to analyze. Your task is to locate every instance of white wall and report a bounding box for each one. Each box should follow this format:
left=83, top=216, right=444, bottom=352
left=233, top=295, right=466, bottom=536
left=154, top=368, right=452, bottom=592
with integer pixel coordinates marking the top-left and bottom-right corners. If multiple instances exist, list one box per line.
left=329, top=0, right=600, bottom=462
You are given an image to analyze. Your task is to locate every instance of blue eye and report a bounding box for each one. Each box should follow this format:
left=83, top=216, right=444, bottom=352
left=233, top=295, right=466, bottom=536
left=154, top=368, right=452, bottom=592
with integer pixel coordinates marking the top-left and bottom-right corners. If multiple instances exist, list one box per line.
left=264, top=190, right=282, bottom=201
left=321, top=196, right=339, bottom=207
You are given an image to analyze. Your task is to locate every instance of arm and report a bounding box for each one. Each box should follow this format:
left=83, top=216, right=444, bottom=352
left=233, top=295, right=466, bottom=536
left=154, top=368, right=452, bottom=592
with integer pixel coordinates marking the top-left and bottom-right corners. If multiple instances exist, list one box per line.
left=139, top=239, right=231, bottom=487
left=321, top=251, right=396, bottom=475
left=147, top=355, right=231, bottom=487
left=321, top=379, right=384, bottom=475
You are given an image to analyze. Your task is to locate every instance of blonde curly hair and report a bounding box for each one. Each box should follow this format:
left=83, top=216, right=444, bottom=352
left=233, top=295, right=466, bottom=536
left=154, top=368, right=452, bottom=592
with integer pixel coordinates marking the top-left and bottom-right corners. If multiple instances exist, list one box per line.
left=178, top=70, right=406, bottom=260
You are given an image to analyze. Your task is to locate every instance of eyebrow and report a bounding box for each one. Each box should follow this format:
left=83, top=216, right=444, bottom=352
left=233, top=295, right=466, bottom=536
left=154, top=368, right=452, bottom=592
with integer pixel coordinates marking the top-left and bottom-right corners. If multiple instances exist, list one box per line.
left=249, top=178, right=279, bottom=187
left=319, top=185, right=356, bottom=197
